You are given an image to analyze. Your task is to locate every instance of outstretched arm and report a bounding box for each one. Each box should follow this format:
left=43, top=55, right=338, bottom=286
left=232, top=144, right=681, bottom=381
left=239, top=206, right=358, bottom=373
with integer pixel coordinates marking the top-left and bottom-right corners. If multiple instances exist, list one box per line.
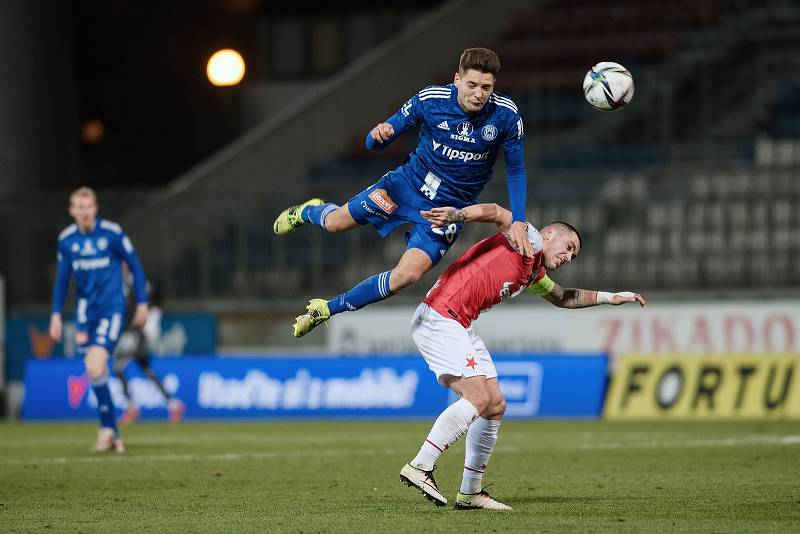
left=528, top=275, right=646, bottom=308
left=365, top=94, right=421, bottom=150
left=421, top=204, right=513, bottom=232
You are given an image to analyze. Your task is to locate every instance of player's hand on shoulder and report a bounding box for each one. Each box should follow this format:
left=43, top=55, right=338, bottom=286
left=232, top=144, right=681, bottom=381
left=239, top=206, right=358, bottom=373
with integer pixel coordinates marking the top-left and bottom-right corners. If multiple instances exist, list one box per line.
left=611, top=291, right=646, bottom=307
left=509, top=221, right=532, bottom=257
left=370, top=122, right=394, bottom=143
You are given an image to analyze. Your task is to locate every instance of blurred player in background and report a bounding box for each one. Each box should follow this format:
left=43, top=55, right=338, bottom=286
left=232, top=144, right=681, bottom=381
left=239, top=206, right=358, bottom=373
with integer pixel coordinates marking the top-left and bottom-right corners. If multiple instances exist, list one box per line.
left=114, top=267, right=184, bottom=425
left=49, top=187, right=148, bottom=453
left=399, top=203, right=646, bottom=509
left=273, top=47, right=531, bottom=337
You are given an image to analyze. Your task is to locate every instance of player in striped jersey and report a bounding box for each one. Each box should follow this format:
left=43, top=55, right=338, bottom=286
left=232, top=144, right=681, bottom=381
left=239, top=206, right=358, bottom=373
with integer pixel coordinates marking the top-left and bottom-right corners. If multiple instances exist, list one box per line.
left=49, top=187, right=148, bottom=452
left=272, top=48, right=532, bottom=337
left=399, top=203, right=645, bottom=509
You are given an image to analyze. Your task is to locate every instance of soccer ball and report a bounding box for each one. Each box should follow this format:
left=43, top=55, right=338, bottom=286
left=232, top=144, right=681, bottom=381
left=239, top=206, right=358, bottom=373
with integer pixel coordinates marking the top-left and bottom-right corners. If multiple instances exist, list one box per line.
left=582, top=62, right=634, bottom=112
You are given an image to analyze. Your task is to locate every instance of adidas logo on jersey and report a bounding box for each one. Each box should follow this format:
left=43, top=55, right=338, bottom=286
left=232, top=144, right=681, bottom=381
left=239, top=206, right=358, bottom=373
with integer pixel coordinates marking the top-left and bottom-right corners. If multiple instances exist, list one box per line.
left=437, top=121, right=449, bottom=130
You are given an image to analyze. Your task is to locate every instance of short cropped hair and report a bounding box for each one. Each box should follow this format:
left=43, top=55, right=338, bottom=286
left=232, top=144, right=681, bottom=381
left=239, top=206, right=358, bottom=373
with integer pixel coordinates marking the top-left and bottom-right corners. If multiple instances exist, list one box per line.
left=70, top=186, right=97, bottom=205
left=547, top=221, right=582, bottom=249
left=458, top=48, right=501, bottom=76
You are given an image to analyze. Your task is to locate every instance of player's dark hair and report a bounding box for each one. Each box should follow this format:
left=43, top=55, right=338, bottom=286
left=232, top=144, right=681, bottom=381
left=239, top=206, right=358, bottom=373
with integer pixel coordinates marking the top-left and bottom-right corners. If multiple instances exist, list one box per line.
left=547, top=221, right=582, bottom=249
left=459, top=48, right=501, bottom=75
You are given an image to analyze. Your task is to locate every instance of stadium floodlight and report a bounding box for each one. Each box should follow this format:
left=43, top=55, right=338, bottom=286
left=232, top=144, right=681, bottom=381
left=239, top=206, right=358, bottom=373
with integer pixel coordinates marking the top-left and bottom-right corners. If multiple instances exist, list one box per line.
left=206, top=49, right=245, bottom=87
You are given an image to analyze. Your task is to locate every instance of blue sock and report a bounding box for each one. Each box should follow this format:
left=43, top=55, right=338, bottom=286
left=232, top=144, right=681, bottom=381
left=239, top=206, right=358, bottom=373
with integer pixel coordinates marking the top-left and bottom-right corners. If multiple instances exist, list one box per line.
left=328, top=270, right=392, bottom=315
left=302, top=203, right=338, bottom=229
left=92, top=376, right=118, bottom=437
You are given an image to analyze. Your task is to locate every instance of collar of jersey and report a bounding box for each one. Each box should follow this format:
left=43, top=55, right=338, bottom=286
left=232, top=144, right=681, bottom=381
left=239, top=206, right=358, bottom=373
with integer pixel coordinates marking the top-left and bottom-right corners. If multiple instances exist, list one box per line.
left=502, top=223, right=543, bottom=252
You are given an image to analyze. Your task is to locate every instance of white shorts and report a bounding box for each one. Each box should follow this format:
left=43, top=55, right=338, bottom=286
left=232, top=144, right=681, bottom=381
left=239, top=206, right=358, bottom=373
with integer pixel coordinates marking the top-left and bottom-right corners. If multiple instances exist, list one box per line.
left=411, top=303, right=497, bottom=386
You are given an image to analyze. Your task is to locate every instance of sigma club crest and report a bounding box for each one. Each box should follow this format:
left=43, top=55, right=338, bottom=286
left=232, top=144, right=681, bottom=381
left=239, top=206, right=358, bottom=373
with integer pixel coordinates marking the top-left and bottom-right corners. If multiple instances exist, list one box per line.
left=457, top=121, right=473, bottom=137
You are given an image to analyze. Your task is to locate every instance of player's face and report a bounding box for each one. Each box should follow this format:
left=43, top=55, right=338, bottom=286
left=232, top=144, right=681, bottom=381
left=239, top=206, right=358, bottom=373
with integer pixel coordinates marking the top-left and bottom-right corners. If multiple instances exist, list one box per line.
left=69, top=195, right=98, bottom=231
left=543, top=229, right=580, bottom=271
left=454, top=69, right=495, bottom=113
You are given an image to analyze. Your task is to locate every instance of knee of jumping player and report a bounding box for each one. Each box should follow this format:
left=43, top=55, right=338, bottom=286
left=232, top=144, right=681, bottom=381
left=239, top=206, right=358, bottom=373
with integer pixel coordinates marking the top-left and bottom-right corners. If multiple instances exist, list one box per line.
left=322, top=207, right=353, bottom=233
left=389, top=248, right=433, bottom=293
left=390, top=265, right=424, bottom=292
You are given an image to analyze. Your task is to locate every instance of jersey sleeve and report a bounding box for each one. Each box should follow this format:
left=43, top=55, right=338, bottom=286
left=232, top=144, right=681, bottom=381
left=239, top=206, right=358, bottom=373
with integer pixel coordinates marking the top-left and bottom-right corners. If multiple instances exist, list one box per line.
left=112, top=230, right=148, bottom=305
left=51, top=238, right=73, bottom=314
left=365, top=92, right=423, bottom=150
left=501, top=109, right=527, bottom=222
left=503, top=112, right=525, bottom=155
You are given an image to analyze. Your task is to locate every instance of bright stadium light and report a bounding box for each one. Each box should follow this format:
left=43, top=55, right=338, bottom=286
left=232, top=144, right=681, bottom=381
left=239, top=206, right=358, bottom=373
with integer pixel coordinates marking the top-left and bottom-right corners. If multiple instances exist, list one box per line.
left=206, top=49, right=245, bottom=87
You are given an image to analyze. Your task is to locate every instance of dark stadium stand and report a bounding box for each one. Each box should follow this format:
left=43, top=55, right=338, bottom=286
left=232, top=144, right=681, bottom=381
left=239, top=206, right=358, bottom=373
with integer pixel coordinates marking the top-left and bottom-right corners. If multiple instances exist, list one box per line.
left=9, top=0, right=798, bottom=308
left=153, top=0, right=800, bottom=303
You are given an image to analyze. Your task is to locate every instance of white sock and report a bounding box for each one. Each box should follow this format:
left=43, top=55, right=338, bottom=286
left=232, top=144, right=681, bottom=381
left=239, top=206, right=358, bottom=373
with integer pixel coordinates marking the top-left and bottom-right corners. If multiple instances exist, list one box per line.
left=410, top=398, right=479, bottom=471
left=460, top=417, right=500, bottom=494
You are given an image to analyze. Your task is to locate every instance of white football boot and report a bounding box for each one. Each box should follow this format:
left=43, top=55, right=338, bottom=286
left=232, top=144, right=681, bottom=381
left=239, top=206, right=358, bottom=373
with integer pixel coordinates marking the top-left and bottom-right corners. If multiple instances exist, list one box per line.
left=400, top=463, right=447, bottom=507
left=91, top=427, right=125, bottom=453
left=454, top=490, right=512, bottom=510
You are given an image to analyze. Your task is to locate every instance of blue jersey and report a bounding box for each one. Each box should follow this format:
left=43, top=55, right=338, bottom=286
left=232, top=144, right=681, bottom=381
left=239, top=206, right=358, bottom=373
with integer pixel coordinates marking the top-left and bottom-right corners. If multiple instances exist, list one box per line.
left=51, top=218, right=147, bottom=322
left=368, top=84, right=526, bottom=219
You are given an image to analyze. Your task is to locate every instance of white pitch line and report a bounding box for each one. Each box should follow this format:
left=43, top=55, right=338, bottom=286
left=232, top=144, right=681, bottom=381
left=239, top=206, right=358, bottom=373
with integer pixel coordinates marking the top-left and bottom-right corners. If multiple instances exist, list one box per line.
left=1, top=435, right=798, bottom=467
left=576, top=434, right=800, bottom=450
left=0, top=447, right=413, bottom=467
left=0, top=431, right=395, bottom=449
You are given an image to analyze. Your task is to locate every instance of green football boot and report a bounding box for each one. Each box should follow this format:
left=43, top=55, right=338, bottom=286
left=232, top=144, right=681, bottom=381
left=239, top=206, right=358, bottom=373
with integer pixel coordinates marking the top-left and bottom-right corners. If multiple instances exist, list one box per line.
left=273, top=198, right=324, bottom=235
left=292, top=298, right=331, bottom=337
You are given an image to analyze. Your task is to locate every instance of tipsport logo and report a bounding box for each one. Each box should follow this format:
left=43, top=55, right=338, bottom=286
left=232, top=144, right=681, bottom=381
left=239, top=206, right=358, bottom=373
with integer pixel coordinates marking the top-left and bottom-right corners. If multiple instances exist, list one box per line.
left=431, top=140, right=490, bottom=162
left=72, top=256, right=111, bottom=271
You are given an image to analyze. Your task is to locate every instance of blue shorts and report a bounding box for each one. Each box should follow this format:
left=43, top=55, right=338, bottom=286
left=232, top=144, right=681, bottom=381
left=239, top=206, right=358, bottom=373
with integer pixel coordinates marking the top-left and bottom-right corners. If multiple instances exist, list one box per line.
left=347, top=169, right=463, bottom=265
left=76, top=312, right=125, bottom=356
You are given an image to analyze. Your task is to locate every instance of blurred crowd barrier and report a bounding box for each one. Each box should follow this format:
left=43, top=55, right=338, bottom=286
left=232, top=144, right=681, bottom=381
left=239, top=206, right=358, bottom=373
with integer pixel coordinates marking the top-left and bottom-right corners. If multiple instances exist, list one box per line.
left=605, top=354, right=799, bottom=420
left=14, top=298, right=800, bottom=422
left=22, top=355, right=607, bottom=421
left=3, top=313, right=217, bottom=418
left=327, top=301, right=800, bottom=356
left=3, top=313, right=217, bottom=382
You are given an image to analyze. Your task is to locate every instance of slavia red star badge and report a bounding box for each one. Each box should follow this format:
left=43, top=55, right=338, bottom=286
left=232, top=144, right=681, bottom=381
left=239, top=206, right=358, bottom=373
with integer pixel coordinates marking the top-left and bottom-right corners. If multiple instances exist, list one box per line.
left=466, top=357, right=477, bottom=369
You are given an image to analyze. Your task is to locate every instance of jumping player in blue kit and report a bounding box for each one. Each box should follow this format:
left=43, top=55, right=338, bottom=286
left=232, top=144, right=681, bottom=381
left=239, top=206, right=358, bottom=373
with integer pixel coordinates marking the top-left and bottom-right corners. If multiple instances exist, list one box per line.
left=273, top=48, right=531, bottom=337
left=49, top=187, right=148, bottom=452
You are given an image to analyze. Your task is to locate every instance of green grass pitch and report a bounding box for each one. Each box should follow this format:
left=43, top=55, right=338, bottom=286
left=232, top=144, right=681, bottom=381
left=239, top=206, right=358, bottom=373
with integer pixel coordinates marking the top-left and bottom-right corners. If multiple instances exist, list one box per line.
left=1, top=420, right=798, bottom=533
